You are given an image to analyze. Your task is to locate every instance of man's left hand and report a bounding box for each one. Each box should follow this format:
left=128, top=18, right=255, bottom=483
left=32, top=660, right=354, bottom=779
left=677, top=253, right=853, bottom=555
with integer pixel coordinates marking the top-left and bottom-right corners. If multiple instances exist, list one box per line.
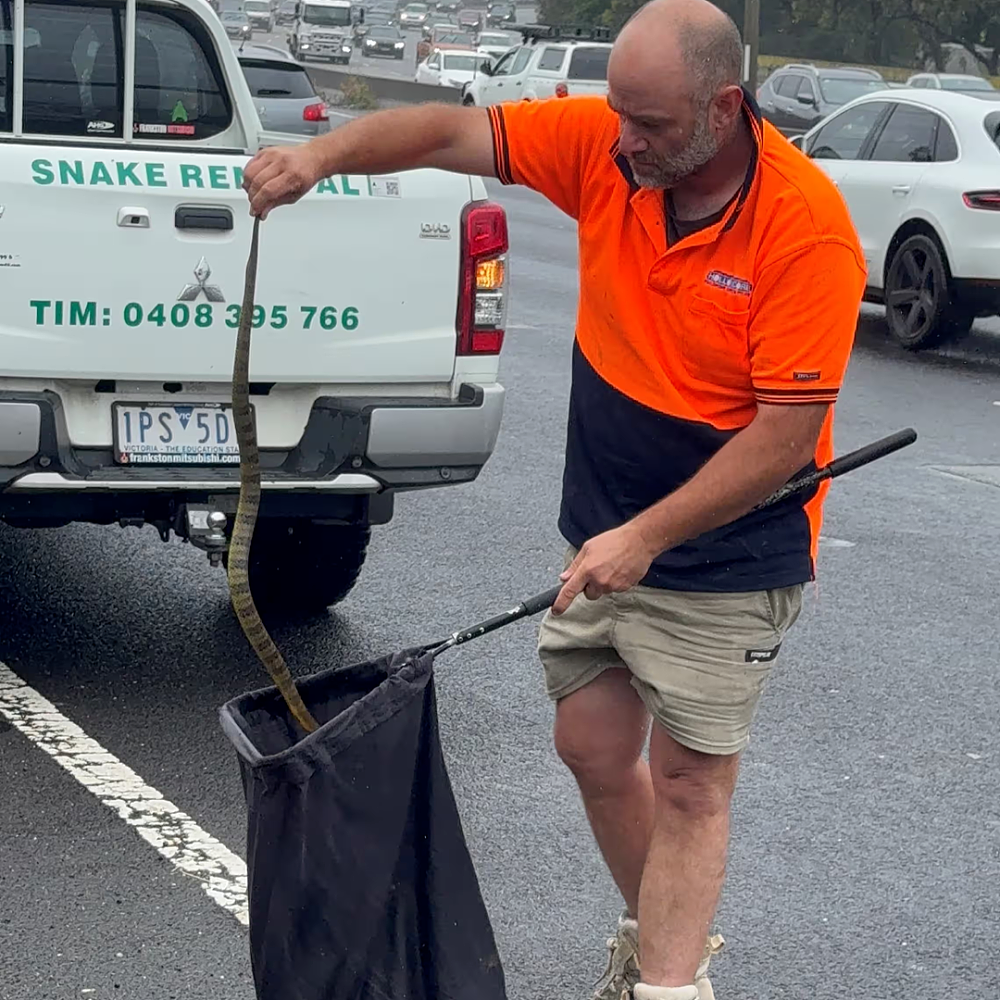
left=552, top=524, right=658, bottom=616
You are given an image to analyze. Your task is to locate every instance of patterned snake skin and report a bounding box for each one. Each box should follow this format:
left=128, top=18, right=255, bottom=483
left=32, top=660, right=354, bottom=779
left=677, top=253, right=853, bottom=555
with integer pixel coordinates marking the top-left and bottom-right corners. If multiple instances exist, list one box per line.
left=227, top=217, right=318, bottom=734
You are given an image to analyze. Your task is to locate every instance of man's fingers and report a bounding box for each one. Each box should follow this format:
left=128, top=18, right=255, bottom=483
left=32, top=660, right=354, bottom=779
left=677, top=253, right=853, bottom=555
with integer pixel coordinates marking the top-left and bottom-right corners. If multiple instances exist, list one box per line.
left=552, top=569, right=586, bottom=616
left=250, top=175, right=294, bottom=219
left=242, top=148, right=280, bottom=193
left=559, top=550, right=583, bottom=583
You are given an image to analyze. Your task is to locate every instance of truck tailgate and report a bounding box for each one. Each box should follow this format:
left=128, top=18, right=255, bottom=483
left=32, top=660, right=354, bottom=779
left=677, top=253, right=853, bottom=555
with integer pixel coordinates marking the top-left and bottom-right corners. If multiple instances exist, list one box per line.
left=0, top=144, right=470, bottom=384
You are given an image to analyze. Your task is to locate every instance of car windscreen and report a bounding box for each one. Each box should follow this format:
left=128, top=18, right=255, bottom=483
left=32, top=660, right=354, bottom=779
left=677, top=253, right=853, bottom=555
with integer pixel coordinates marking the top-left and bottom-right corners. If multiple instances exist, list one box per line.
left=443, top=53, right=477, bottom=71
left=819, top=76, right=885, bottom=105
left=568, top=46, right=610, bottom=81
left=369, top=26, right=400, bottom=38
left=221, top=11, right=247, bottom=21
left=479, top=33, right=516, bottom=47
left=942, top=77, right=993, bottom=92
left=245, top=1, right=270, bottom=11
left=302, top=4, right=351, bottom=25
left=241, top=61, right=316, bottom=99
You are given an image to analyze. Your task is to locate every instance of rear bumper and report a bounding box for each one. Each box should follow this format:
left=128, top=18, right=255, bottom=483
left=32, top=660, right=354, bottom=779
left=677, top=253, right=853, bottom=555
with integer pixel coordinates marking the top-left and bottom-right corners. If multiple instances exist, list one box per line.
left=0, top=383, right=504, bottom=521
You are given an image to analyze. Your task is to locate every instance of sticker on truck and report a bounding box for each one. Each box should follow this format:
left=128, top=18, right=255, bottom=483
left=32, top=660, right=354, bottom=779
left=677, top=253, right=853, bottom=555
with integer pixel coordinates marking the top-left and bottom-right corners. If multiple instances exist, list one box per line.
left=29, top=158, right=399, bottom=198
left=28, top=300, right=360, bottom=332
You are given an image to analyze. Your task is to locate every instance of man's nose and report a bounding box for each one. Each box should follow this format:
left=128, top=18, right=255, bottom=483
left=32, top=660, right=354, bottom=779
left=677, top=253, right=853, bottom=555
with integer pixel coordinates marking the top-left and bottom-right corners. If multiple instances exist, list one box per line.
left=618, top=123, right=648, bottom=156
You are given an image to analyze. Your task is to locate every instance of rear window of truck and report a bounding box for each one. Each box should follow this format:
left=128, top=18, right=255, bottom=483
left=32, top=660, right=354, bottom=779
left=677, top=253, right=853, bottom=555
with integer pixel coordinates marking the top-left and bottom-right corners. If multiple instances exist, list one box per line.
left=0, top=5, right=10, bottom=132
left=568, top=46, right=610, bottom=81
left=0, top=0, right=232, bottom=140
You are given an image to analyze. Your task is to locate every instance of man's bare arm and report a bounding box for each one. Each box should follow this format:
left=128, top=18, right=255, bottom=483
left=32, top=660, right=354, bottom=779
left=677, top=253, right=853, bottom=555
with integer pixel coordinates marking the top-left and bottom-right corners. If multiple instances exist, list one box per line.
left=244, top=104, right=495, bottom=218
left=629, top=402, right=831, bottom=553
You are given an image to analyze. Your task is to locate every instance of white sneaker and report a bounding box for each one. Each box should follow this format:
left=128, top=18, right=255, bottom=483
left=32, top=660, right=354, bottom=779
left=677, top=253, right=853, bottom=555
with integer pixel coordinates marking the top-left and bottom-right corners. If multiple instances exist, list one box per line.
left=694, top=934, right=725, bottom=1000
left=601, top=925, right=725, bottom=1000
left=592, top=909, right=641, bottom=1000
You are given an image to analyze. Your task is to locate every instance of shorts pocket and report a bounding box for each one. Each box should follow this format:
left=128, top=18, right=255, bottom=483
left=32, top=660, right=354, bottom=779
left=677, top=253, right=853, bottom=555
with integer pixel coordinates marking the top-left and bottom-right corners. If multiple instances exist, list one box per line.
left=762, top=584, right=804, bottom=634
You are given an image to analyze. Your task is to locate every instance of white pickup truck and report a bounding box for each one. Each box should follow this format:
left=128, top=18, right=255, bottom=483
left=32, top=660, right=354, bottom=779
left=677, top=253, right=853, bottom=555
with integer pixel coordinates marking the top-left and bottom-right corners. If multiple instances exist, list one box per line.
left=463, top=24, right=612, bottom=106
left=0, top=0, right=509, bottom=613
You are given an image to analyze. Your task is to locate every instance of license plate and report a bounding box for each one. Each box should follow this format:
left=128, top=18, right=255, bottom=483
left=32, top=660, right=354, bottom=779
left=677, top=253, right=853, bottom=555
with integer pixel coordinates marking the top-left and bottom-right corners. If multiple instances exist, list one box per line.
left=113, top=402, right=247, bottom=464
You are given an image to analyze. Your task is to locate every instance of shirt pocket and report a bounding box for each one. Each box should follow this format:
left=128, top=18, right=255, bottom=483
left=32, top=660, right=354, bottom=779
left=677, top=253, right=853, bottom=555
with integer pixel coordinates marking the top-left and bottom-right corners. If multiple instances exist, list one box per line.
left=680, top=292, right=752, bottom=388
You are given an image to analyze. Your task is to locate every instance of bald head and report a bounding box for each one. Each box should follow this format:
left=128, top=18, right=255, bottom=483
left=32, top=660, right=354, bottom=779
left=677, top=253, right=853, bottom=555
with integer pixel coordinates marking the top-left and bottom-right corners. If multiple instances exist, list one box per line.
left=613, top=0, right=743, bottom=107
left=605, top=0, right=747, bottom=190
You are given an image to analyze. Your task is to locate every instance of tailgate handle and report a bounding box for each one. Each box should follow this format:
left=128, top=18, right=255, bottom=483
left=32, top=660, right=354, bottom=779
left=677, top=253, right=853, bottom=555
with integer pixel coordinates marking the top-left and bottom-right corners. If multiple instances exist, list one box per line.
left=174, top=206, right=234, bottom=231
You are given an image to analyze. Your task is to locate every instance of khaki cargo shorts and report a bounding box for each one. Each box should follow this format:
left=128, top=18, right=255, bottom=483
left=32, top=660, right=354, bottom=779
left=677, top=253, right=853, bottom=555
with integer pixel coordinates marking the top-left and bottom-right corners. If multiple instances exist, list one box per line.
left=537, top=547, right=804, bottom=756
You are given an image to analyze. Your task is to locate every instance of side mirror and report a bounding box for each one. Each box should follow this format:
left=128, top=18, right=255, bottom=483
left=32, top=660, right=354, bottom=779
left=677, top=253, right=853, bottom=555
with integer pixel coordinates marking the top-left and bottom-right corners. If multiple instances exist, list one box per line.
left=796, top=93, right=817, bottom=107
left=479, top=59, right=493, bottom=75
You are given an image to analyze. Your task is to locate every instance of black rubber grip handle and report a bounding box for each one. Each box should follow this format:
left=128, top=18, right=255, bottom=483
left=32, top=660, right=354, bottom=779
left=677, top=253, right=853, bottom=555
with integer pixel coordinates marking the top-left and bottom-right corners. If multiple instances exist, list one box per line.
left=751, top=427, right=917, bottom=511
left=824, top=428, right=917, bottom=480
left=521, top=585, right=563, bottom=617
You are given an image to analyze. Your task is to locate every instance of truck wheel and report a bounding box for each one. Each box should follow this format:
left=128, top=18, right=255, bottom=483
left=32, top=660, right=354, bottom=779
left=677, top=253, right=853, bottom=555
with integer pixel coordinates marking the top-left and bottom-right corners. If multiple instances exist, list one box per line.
left=884, top=233, right=957, bottom=350
left=226, top=520, right=370, bottom=615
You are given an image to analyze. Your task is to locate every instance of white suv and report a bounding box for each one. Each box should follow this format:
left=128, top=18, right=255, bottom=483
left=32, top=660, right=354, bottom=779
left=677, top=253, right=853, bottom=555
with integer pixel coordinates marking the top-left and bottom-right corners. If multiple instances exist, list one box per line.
left=463, top=25, right=612, bottom=106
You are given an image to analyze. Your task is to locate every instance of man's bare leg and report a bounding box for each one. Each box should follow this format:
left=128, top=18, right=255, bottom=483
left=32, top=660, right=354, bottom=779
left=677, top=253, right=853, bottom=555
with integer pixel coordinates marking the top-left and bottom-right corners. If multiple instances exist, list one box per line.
left=636, top=726, right=740, bottom=987
left=553, top=669, right=654, bottom=915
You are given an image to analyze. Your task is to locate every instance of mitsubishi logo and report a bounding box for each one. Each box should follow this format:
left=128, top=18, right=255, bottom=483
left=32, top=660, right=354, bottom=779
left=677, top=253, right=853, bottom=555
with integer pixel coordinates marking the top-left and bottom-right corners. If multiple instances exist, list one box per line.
left=177, top=257, right=225, bottom=302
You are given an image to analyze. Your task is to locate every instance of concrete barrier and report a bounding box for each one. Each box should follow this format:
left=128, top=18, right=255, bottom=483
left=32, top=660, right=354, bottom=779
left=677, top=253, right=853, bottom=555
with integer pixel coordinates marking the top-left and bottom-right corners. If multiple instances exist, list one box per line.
left=307, top=66, right=464, bottom=105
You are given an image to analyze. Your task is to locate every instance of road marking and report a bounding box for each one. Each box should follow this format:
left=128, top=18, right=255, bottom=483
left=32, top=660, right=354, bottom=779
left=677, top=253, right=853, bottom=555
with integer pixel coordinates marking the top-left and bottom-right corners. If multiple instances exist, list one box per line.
left=0, top=661, right=248, bottom=926
left=930, top=465, right=1000, bottom=490
left=818, top=534, right=856, bottom=548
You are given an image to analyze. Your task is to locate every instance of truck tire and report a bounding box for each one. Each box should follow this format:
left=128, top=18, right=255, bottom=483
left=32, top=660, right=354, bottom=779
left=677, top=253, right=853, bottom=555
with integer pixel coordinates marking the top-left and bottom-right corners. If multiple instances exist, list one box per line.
left=226, top=520, right=370, bottom=615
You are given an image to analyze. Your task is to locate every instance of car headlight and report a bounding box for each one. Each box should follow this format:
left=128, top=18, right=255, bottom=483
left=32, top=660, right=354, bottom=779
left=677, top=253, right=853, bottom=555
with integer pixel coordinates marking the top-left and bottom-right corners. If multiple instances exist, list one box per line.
left=342, top=44, right=351, bottom=51
left=394, top=41, right=405, bottom=47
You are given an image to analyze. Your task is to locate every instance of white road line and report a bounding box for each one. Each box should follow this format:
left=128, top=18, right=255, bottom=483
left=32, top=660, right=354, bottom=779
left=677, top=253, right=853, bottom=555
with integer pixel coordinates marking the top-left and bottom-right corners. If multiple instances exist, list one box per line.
left=818, top=535, right=856, bottom=549
left=0, top=661, right=248, bottom=926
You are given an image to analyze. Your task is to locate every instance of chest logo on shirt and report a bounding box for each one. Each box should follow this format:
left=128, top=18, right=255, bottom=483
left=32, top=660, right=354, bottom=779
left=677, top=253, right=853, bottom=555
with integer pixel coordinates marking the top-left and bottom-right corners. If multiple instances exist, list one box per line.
left=705, top=270, right=752, bottom=296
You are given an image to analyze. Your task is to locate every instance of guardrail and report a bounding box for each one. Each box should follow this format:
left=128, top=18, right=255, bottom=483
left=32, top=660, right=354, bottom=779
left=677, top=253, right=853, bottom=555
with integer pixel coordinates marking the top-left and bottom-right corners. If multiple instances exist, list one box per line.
left=307, top=65, right=464, bottom=105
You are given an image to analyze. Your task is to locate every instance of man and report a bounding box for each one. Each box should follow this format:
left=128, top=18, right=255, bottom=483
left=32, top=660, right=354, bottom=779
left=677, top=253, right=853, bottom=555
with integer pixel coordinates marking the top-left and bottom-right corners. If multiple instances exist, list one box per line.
left=243, top=2, right=866, bottom=997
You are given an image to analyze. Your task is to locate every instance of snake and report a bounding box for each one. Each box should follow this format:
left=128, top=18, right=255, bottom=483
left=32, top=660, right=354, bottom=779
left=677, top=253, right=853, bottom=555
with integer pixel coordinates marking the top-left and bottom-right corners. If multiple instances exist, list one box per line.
left=227, top=216, right=319, bottom=735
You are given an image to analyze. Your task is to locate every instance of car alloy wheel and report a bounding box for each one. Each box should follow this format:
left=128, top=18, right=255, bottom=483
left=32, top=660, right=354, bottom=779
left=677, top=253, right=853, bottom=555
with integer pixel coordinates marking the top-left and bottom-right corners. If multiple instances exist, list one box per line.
left=884, top=233, right=952, bottom=350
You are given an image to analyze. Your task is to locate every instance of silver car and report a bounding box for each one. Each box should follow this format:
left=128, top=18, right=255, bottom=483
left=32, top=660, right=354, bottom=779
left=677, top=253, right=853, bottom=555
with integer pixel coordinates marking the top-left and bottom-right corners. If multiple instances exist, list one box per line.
left=221, top=10, right=254, bottom=40
left=238, top=44, right=332, bottom=136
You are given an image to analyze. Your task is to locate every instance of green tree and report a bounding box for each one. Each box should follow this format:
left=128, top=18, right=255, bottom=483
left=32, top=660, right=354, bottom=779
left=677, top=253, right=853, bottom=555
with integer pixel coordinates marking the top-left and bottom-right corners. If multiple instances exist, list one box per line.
left=910, top=0, right=1000, bottom=73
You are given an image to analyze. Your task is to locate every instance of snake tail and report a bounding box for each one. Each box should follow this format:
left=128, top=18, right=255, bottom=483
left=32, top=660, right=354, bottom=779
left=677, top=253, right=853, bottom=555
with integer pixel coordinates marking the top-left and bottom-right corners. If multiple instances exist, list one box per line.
left=228, top=216, right=319, bottom=735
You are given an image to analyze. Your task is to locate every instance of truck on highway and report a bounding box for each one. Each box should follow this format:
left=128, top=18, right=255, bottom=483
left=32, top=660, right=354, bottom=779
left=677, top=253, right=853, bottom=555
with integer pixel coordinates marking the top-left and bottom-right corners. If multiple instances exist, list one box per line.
left=463, top=23, right=612, bottom=105
left=0, top=0, right=510, bottom=614
left=288, top=0, right=362, bottom=64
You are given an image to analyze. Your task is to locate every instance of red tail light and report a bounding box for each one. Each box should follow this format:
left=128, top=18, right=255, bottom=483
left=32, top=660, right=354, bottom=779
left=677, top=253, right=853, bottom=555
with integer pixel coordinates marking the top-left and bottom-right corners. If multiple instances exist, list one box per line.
left=963, top=190, right=1000, bottom=210
left=303, top=102, right=329, bottom=122
left=456, top=201, right=508, bottom=355
left=555, top=82, right=569, bottom=98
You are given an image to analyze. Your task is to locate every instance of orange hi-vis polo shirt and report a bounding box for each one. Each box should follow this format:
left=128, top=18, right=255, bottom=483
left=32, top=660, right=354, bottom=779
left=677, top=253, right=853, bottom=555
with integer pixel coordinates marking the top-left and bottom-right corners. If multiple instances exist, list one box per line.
left=487, top=91, right=867, bottom=592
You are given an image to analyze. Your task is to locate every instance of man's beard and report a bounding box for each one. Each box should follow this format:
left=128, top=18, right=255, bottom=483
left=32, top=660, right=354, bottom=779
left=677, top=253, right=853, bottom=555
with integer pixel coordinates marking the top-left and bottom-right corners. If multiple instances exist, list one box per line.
left=628, top=112, right=720, bottom=189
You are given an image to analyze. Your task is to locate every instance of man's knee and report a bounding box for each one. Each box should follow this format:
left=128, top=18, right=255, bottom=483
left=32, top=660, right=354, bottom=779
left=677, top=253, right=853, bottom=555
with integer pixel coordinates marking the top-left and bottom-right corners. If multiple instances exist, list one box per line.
left=650, top=729, right=740, bottom=818
left=553, top=672, right=648, bottom=788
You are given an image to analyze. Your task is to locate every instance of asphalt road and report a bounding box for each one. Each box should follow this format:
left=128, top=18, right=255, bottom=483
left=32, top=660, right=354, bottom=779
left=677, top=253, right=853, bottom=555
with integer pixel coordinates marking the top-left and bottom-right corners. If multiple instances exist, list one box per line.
left=2, top=181, right=999, bottom=1000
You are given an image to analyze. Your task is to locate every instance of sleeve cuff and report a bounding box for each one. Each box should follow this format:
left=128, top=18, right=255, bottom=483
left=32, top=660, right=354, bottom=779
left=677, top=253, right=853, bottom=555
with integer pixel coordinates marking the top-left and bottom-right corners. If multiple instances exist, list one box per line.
left=487, top=106, right=514, bottom=185
left=754, top=386, right=840, bottom=405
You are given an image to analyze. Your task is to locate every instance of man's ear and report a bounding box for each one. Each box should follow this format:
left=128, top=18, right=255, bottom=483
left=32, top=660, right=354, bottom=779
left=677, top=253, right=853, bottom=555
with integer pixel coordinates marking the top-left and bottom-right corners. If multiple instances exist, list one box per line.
left=710, top=84, right=744, bottom=131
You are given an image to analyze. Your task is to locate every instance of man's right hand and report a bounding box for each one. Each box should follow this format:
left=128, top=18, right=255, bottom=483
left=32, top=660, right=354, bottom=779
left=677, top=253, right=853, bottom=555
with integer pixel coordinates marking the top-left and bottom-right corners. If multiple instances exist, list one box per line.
left=243, top=144, right=326, bottom=220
